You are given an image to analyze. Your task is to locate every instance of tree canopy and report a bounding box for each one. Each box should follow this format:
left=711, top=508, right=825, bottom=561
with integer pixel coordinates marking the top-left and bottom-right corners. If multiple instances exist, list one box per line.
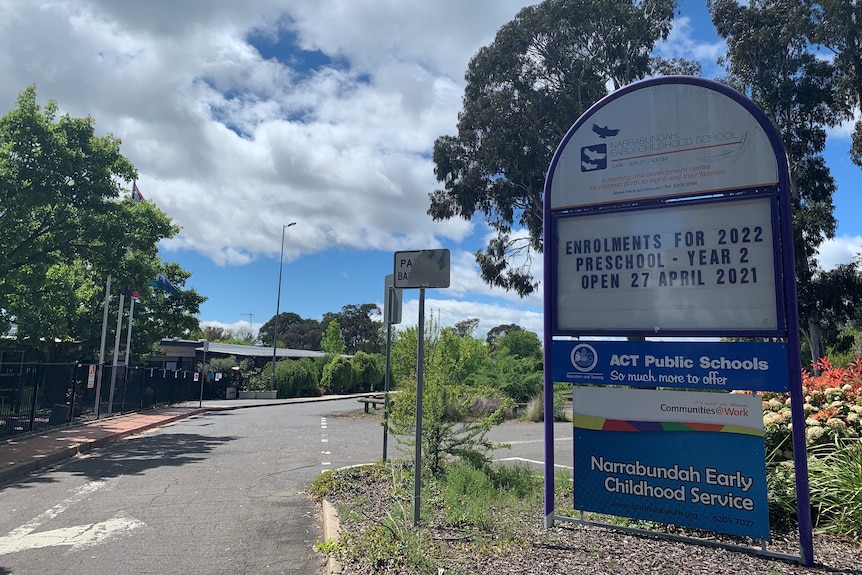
left=815, top=0, right=862, bottom=166
left=430, top=0, right=679, bottom=296
left=709, top=0, right=860, bottom=361
left=0, top=85, right=204, bottom=360
left=261, top=303, right=382, bottom=354
left=430, top=0, right=862, bottom=361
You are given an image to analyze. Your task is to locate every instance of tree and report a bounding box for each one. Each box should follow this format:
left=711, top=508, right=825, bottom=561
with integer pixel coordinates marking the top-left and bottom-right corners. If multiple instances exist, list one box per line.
left=387, top=318, right=510, bottom=475
left=321, top=318, right=346, bottom=355
left=801, top=263, right=862, bottom=357
left=259, top=312, right=302, bottom=347
left=495, top=329, right=542, bottom=360
left=0, top=85, right=135, bottom=337
left=486, top=323, right=524, bottom=351
left=0, top=86, right=204, bottom=360
left=429, top=0, right=677, bottom=296
left=709, top=0, right=853, bottom=362
left=324, top=303, right=382, bottom=354
left=273, top=357, right=320, bottom=398
left=452, top=318, right=480, bottom=337
left=815, top=0, right=862, bottom=166
left=202, top=326, right=233, bottom=342
left=283, top=318, right=324, bottom=350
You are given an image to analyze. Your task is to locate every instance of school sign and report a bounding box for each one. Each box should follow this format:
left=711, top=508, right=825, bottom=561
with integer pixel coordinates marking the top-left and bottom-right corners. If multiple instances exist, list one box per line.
left=542, top=77, right=812, bottom=564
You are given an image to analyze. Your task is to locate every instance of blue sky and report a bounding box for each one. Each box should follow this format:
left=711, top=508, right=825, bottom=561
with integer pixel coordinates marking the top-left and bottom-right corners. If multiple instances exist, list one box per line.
left=1, top=0, right=859, bottom=341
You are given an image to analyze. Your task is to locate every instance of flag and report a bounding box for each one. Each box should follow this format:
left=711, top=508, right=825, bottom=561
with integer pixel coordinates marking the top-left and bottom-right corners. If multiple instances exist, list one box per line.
left=132, top=182, right=145, bottom=202
left=148, top=273, right=180, bottom=295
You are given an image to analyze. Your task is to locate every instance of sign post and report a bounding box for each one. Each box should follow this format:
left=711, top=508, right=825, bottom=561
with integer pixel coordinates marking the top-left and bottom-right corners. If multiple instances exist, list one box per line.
left=393, top=249, right=450, bottom=526
left=382, top=274, right=403, bottom=461
left=543, top=77, right=811, bottom=564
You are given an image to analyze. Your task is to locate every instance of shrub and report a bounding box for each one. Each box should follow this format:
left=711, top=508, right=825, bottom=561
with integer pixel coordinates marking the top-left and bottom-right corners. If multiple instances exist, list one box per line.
left=351, top=351, right=383, bottom=392
left=762, top=357, right=862, bottom=456
left=321, top=355, right=354, bottom=394
left=274, top=357, right=320, bottom=398
left=389, top=378, right=513, bottom=475
left=523, top=387, right=569, bottom=422
left=808, top=439, right=862, bottom=537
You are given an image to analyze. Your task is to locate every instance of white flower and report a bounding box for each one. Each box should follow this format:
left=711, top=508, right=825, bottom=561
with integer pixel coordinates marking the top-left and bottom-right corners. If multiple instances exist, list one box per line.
left=767, top=398, right=784, bottom=410
left=826, top=418, right=845, bottom=431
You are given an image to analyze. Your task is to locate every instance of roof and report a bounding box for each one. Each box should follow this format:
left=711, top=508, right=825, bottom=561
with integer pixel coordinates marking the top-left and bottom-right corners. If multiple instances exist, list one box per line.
left=203, top=342, right=326, bottom=359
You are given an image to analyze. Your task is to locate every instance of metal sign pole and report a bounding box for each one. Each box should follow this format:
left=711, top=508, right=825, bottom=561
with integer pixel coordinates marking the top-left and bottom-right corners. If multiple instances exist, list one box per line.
left=383, top=285, right=393, bottom=461
left=413, top=287, right=425, bottom=527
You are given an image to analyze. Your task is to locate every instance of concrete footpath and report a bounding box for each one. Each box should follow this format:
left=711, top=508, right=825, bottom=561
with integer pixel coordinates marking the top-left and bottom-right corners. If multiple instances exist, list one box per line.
left=0, top=394, right=369, bottom=486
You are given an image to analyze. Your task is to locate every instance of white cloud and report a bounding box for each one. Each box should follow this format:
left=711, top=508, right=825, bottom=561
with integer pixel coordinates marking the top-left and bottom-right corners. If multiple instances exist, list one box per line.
left=817, top=235, right=862, bottom=270
left=654, top=16, right=725, bottom=75
left=397, top=296, right=544, bottom=342
left=828, top=110, right=860, bottom=141
left=1, top=0, right=529, bottom=267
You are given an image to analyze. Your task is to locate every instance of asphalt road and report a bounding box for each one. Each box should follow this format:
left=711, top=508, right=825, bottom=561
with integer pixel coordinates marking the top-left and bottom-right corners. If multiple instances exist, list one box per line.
left=0, top=399, right=574, bottom=575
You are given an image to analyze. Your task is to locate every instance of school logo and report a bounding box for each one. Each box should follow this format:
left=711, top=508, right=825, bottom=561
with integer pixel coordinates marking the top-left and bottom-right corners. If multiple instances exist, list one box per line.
left=580, top=144, right=607, bottom=172
left=570, top=343, right=599, bottom=372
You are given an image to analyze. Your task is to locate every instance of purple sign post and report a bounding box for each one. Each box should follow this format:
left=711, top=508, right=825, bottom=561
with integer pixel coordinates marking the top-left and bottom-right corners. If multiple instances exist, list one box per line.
left=542, top=77, right=812, bottom=565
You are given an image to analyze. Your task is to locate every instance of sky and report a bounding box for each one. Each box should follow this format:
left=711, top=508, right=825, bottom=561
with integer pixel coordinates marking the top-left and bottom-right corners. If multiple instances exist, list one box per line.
left=1, top=0, right=860, bottom=342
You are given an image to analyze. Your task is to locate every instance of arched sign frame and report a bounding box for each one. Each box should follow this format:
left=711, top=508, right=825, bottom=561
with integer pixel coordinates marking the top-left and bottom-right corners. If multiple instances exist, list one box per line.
left=542, top=77, right=812, bottom=565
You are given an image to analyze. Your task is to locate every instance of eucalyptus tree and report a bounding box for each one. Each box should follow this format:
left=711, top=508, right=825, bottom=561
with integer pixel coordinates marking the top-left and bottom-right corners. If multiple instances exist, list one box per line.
left=815, top=0, right=862, bottom=165
left=430, top=0, right=680, bottom=296
left=709, top=0, right=854, bottom=362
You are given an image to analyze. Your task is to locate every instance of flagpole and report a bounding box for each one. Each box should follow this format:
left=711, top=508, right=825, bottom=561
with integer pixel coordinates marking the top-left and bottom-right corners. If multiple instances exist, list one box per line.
left=122, top=294, right=136, bottom=412
left=107, top=291, right=125, bottom=415
left=94, top=276, right=111, bottom=418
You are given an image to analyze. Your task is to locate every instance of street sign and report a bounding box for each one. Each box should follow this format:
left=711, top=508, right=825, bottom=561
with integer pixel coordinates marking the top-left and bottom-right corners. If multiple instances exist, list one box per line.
left=393, top=249, right=450, bottom=288
left=384, top=274, right=403, bottom=324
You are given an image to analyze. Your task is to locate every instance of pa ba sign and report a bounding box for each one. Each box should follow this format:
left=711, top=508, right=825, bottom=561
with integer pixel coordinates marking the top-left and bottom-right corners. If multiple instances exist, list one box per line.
left=394, top=249, right=450, bottom=289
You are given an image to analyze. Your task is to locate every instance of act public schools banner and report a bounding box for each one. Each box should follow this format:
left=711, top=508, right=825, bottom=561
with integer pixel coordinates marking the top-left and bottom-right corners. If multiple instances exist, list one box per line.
left=573, top=387, right=769, bottom=540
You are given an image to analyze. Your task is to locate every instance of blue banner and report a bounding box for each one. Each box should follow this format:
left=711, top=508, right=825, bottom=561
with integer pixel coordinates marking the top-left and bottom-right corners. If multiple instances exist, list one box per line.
left=573, top=387, right=770, bottom=539
left=552, top=340, right=788, bottom=392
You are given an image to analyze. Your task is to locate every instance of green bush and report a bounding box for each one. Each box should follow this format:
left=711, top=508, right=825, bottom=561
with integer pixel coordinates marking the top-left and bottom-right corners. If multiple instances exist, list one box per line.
left=808, top=440, right=862, bottom=537
left=522, top=388, right=569, bottom=422
left=390, top=379, right=513, bottom=475
left=351, top=351, right=383, bottom=392
left=443, top=462, right=497, bottom=528
left=274, top=357, right=320, bottom=398
left=321, top=355, right=354, bottom=394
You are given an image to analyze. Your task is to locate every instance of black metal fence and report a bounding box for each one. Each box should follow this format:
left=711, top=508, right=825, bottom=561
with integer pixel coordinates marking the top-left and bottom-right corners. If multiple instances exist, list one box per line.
left=0, top=361, right=217, bottom=441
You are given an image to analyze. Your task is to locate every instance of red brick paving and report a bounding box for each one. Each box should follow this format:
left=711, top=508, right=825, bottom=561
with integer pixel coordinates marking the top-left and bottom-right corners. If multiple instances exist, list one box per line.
left=0, top=407, right=207, bottom=483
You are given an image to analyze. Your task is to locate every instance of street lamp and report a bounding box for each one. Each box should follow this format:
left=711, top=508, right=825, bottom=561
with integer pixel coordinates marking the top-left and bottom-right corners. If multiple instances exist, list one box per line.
left=272, top=222, right=297, bottom=390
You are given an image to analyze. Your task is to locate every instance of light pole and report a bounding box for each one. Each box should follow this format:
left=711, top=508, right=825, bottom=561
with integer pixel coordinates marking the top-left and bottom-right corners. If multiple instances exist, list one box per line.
left=272, top=222, right=296, bottom=390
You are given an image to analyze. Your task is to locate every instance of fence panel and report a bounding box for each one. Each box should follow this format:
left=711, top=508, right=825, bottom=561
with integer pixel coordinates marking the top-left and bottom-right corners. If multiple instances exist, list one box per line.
left=0, top=362, right=81, bottom=440
left=1, top=361, right=223, bottom=441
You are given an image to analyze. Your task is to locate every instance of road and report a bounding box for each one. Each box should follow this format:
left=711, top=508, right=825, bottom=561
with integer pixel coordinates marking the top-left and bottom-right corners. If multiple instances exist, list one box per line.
left=0, top=399, right=573, bottom=575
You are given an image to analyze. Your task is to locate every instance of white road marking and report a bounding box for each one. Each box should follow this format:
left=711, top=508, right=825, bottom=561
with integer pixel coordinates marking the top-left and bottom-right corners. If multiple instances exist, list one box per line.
left=1, top=480, right=143, bottom=555
left=0, top=517, right=144, bottom=554
left=7, top=480, right=107, bottom=539
left=321, top=418, right=331, bottom=467
left=503, top=436, right=572, bottom=445
left=495, top=456, right=573, bottom=470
